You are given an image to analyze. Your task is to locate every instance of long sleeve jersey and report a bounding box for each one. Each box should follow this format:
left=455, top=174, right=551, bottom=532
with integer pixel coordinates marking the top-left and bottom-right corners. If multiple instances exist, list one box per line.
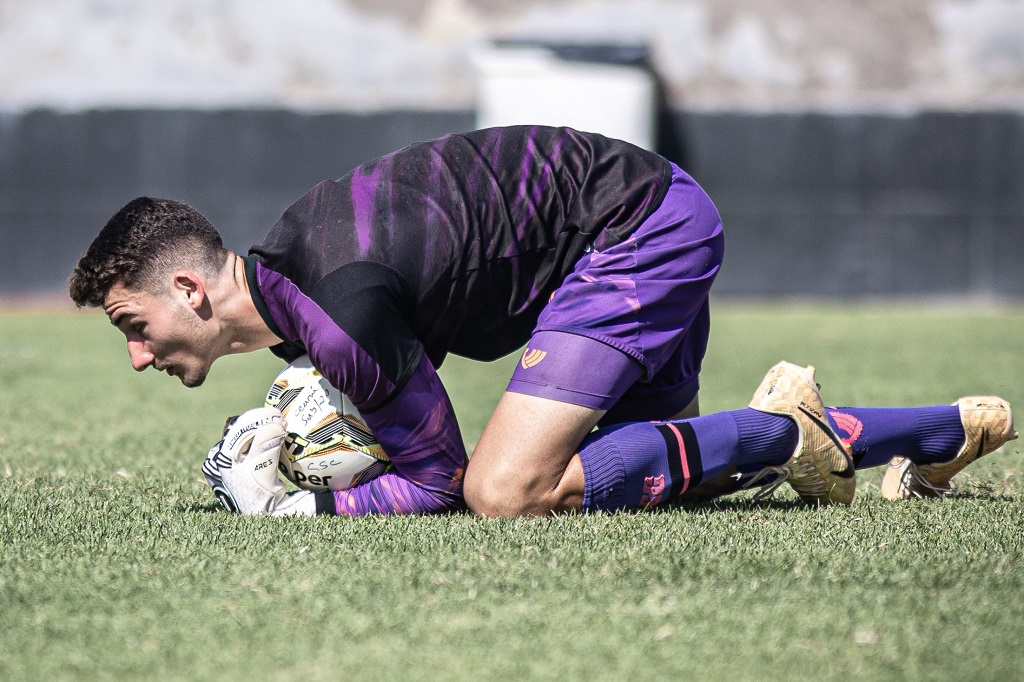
left=246, top=125, right=671, bottom=515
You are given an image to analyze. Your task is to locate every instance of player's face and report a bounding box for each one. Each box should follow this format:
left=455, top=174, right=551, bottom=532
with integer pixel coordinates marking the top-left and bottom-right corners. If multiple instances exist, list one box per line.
left=104, top=282, right=217, bottom=387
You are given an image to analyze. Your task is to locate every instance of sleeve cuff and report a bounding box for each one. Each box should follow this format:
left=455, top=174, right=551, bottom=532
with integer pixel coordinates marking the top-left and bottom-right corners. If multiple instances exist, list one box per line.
left=313, top=490, right=338, bottom=516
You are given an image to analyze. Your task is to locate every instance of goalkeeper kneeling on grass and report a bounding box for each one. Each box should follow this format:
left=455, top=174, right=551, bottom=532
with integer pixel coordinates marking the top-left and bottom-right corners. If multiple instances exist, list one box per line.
left=69, top=126, right=1018, bottom=518
left=200, top=364, right=1018, bottom=517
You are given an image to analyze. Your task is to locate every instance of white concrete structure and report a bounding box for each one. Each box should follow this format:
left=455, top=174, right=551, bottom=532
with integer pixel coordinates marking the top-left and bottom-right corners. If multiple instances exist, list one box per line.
left=472, top=44, right=656, bottom=149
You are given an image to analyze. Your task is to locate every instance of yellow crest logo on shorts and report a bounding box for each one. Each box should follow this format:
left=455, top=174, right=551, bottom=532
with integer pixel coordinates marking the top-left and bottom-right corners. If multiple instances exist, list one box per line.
left=520, top=348, right=547, bottom=369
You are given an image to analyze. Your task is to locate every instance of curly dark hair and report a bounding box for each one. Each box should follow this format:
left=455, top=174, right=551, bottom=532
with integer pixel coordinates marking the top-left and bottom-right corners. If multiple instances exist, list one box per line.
left=69, top=197, right=228, bottom=308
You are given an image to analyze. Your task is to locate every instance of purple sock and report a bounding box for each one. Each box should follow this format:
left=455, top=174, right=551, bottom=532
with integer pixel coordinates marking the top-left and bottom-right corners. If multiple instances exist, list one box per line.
left=578, top=409, right=796, bottom=511
left=691, top=409, right=796, bottom=468
left=825, top=406, right=964, bottom=469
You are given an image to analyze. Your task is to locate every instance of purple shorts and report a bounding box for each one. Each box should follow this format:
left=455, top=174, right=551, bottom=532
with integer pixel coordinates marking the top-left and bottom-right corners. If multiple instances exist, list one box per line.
left=506, top=163, right=724, bottom=425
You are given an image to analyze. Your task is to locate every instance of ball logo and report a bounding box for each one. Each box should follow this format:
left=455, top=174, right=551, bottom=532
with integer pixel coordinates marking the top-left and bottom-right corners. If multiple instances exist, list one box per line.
left=283, top=433, right=310, bottom=459
left=291, top=471, right=333, bottom=488
left=520, top=348, right=547, bottom=369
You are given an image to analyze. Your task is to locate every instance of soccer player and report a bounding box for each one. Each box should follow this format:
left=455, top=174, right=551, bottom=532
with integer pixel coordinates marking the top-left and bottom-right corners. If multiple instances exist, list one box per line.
left=68, top=126, right=1018, bottom=517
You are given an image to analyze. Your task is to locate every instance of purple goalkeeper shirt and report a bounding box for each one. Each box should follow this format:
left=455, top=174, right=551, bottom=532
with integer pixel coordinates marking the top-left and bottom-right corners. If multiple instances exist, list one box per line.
left=247, top=126, right=672, bottom=515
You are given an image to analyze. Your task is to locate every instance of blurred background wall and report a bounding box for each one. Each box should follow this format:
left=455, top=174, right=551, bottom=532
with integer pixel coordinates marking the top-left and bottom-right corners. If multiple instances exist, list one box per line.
left=1, top=0, right=1022, bottom=298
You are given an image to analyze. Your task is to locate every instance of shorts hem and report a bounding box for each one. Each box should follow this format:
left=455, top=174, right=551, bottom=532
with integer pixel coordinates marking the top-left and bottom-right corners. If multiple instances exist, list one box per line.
left=530, top=325, right=649, bottom=376
left=506, top=378, right=619, bottom=411
left=598, top=376, right=701, bottom=426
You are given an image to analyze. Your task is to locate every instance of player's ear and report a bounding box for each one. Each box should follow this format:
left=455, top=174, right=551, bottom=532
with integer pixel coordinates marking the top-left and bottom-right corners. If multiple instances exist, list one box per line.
left=171, top=270, right=207, bottom=310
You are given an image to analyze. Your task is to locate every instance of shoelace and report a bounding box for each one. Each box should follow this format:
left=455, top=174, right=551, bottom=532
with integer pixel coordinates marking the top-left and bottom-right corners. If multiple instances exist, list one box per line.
left=737, top=465, right=790, bottom=500
left=901, top=462, right=953, bottom=498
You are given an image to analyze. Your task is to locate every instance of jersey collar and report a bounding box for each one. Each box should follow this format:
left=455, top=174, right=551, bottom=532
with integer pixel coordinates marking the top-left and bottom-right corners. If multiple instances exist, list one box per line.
left=242, top=255, right=289, bottom=342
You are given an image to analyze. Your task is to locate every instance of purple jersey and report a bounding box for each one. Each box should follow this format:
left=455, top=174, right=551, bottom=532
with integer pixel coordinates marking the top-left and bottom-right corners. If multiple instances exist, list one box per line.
left=246, top=126, right=672, bottom=515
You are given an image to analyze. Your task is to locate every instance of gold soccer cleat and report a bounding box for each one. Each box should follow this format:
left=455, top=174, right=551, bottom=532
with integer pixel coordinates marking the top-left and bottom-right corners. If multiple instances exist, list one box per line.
left=880, top=396, right=1018, bottom=500
left=746, top=361, right=857, bottom=506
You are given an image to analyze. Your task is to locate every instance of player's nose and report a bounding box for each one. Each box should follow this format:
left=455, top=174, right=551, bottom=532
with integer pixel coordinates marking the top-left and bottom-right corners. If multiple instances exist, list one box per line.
left=127, top=340, right=155, bottom=372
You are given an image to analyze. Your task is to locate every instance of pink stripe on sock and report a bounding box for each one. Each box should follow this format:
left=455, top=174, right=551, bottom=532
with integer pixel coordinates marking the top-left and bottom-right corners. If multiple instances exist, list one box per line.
left=665, top=422, right=691, bottom=494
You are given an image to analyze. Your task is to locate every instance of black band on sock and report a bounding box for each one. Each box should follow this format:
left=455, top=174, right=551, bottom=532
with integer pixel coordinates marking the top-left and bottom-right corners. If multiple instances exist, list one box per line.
left=659, top=425, right=686, bottom=499
left=679, top=422, right=704, bottom=489
left=313, top=491, right=337, bottom=516
left=657, top=422, right=705, bottom=500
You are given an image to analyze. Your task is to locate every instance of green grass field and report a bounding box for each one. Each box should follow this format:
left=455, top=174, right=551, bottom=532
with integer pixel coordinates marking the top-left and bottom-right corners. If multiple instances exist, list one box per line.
left=1, top=302, right=1022, bottom=680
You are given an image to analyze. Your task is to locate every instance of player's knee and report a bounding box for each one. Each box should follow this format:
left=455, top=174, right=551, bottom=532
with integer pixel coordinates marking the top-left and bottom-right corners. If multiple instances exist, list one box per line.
left=463, top=476, right=513, bottom=518
left=463, top=463, right=551, bottom=518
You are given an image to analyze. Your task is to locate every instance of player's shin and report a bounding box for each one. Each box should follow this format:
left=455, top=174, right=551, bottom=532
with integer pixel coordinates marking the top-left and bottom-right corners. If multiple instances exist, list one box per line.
left=824, top=405, right=970, bottom=469
left=577, top=409, right=797, bottom=511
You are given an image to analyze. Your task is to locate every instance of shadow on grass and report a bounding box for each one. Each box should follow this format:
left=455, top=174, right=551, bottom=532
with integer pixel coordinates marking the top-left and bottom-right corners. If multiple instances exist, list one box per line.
left=180, top=502, right=228, bottom=514
left=173, top=489, right=1017, bottom=518
left=928, top=490, right=1020, bottom=503
left=669, top=496, right=809, bottom=514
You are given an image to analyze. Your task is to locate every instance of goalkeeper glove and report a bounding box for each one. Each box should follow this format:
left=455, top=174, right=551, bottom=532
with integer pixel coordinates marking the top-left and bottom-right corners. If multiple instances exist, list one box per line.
left=201, top=407, right=322, bottom=517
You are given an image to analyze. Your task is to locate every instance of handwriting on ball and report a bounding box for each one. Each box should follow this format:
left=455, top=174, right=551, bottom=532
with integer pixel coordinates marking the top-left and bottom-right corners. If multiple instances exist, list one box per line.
left=295, top=390, right=328, bottom=427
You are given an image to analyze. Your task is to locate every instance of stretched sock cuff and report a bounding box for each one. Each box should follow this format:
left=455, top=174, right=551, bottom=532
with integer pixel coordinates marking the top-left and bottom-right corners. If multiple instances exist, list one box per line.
left=732, top=408, right=798, bottom=467
left=578, top=434, right=626, bottom=512
left=915, top=406, right=966, bottom=461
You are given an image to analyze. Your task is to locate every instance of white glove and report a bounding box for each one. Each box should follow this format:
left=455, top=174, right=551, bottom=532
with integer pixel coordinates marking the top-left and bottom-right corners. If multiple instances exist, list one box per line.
left=201, top=407, right=318, bottom=517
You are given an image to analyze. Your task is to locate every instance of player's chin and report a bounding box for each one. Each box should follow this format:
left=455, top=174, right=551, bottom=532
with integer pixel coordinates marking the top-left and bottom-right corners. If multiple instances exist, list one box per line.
left=179, top=368, right=208, bottom=388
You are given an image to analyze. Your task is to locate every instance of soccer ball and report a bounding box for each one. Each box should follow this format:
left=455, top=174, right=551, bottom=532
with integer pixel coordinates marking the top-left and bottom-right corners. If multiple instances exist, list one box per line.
left=265, top=355, right=391, bottom=491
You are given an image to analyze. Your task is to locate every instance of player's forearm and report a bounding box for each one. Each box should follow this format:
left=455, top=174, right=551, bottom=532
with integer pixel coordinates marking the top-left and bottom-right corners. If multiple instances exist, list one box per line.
left=343, top=353, right=468, bottom=514
left=328, top=402, right=467, bottom=515
left=327, top=472, right=464, bottom=516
